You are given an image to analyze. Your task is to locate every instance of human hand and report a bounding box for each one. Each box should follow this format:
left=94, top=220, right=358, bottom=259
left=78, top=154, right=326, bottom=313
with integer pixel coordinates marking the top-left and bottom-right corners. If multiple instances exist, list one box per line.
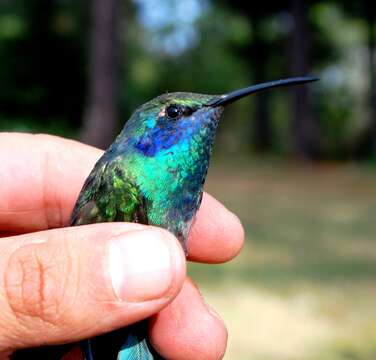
left=0, top=133, right=244, bottom=359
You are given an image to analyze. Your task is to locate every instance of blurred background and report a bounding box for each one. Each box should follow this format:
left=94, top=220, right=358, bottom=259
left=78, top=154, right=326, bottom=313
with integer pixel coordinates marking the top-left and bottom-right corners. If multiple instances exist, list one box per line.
left=1, top=0, right=376, bottom=359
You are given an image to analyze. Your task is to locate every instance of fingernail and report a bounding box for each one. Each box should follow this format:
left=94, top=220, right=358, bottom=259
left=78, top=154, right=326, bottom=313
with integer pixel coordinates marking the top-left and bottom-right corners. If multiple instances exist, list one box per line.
left=109, top=229, right=176, bottom=302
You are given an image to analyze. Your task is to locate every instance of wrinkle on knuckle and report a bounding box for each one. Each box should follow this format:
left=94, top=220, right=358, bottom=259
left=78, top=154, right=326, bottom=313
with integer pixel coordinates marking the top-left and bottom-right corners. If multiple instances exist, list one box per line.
left=4, top=240, right=74, bottom=326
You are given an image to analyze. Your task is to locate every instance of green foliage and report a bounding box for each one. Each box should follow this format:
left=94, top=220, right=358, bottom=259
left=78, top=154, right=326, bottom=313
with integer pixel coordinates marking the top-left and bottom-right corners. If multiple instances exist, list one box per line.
left=1, top=0, right=376, bottom=159
left=0, top=0, right=87, bottom=136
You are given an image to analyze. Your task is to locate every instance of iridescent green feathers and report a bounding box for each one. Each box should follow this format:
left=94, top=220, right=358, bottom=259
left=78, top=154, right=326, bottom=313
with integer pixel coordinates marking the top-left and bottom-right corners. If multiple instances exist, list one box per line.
left=71, top=92, right=223, bottom=360
left=71, top=92, right=224, bottom=250
left=71, top=156, right=147, bottom=226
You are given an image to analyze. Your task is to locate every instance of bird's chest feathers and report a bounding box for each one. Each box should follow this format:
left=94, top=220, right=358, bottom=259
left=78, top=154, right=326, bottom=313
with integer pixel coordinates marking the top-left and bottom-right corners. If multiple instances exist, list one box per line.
left=133, top=121, right=208, bottom=192
left=136, top=144, right=207, bottom=201
left=130, top=129, right=208, bottom=212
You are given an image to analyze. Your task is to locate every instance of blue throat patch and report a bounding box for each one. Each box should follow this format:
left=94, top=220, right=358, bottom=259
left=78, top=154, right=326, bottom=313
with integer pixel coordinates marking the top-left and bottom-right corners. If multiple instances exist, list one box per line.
left=134, top=119, right=187, bottom=157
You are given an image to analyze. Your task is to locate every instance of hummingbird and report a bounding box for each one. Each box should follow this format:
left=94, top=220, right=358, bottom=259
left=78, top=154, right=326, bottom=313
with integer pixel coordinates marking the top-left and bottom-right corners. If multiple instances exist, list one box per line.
left=71, top=76, right=318, bottom=360
left=13, top=77, right=317, bottom=360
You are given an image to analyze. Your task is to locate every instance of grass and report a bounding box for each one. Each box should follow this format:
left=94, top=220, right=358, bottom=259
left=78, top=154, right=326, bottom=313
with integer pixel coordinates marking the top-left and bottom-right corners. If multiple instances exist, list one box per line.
left=189, top=157, right=376, bottom=360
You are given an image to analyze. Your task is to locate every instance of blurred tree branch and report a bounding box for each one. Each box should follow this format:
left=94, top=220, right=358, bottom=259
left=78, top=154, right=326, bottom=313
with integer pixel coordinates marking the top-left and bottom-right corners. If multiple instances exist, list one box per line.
left=81, top=0, right=121, bottom=149
left=340, top=1, right=376, bottom=157
left=289, top=0, right=321, bottom=159
left=366, top=1, right=376, bottom=155
left=249, top=14, right=272, bottom=153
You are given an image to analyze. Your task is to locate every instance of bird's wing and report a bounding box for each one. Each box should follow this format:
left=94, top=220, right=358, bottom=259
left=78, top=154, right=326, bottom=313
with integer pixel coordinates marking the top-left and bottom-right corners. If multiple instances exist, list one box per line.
left=71, top=156, right=147, bottom=226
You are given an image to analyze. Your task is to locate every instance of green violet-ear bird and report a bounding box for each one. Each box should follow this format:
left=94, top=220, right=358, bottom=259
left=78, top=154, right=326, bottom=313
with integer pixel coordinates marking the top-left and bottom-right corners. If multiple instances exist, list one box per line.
left=15, top=77, right=317, bottom=360
left=72, top=76, right=318, bottom=360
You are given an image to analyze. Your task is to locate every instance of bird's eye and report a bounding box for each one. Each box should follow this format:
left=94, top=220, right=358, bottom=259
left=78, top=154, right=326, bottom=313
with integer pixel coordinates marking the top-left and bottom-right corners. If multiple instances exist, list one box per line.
left=166, top=105, right=182, bottom=119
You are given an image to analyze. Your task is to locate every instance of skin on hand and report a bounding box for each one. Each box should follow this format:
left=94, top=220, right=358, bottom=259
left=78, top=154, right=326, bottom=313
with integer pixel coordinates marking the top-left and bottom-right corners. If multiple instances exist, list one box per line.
left=0, top=133, right=244, bottom=359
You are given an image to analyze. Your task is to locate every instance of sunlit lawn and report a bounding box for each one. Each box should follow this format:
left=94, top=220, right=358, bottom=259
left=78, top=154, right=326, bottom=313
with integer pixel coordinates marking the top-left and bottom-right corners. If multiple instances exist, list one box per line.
left=189, top=157, right=376, bottom=360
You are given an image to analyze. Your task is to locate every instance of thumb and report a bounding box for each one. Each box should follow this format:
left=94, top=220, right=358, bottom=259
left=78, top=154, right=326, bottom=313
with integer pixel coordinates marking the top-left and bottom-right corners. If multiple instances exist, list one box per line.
left=0, top=223, right=185, bottom=354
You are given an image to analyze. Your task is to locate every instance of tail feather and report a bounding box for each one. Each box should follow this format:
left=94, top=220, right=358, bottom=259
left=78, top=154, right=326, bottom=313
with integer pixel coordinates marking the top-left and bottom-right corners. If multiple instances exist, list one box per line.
left=81, top=322, right=157, bottom=360
left=117, top=332, right=153, bottom=360
left=82, top=339, right=94, bottom=360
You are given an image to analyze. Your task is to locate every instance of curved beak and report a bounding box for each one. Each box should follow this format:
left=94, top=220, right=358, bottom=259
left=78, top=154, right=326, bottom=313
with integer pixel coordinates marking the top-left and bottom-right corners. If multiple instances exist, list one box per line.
left=207, top=76, right=319, bottom=107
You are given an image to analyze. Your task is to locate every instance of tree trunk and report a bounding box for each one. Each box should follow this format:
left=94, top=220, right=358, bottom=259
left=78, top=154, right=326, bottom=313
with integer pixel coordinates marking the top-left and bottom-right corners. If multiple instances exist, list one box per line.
left=81, top=0, right=120, bottom=149
left=289, top=0, right=320, bottom=160
left=250, top=17, right=272, bottom=153
left=367, top=4, right=376, bottom=155
left=349, top=2, right=376, bottom=158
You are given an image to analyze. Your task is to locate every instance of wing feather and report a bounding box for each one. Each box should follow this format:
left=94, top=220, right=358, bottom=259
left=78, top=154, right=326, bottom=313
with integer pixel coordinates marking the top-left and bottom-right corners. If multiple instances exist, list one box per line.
left=71, top=156, right=146, bottom=226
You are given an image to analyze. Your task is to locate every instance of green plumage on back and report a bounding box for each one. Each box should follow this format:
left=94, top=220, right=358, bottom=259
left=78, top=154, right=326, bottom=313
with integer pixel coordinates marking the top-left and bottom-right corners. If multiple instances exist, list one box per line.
left=71, top=156, right=147, bottom=226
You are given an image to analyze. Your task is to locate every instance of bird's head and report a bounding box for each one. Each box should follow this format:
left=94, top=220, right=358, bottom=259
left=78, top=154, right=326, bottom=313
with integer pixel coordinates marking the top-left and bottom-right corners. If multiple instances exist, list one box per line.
left=108, top=77, right=318, bottom=250
left=116, top=77, right=318, bottom=159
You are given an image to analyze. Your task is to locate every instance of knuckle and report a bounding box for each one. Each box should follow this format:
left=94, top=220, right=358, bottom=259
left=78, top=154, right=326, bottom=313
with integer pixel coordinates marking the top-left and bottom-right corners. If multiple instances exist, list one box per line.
left=4, top=240, right=74, bottom=325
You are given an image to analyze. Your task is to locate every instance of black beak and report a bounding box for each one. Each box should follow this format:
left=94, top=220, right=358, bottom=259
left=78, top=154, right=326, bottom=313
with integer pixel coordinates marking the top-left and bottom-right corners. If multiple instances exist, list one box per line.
left=207, top=76, right=319, bottom=107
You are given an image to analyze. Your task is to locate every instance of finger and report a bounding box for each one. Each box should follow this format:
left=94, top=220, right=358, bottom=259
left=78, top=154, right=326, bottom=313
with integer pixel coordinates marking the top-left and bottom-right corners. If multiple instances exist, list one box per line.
left=0, top=223, right=185, bottom=352
left=187, top=193, right=244, bottom=263
left=149, top=279, right=227, bottom=360
left=0, top=133, right=244, bottom=263
left=0, top=133, right=102, bottom=232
